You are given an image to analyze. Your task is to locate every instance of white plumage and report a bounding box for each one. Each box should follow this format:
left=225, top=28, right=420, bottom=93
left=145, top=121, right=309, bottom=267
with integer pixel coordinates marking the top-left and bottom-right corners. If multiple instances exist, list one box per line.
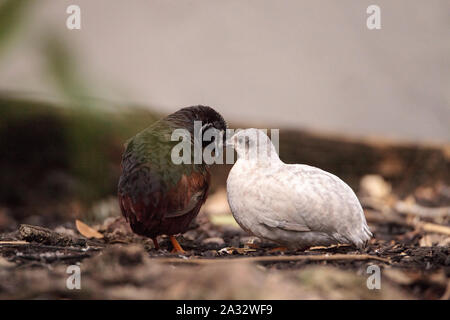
left=226, top=129, right=372, bottom=249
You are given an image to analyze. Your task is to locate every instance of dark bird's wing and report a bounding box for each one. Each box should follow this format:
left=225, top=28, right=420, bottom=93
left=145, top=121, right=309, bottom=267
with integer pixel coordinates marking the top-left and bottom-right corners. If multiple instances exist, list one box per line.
left=162, top=172, right=210, bottom=218
left=118, top=132, right=210, bottom=237
left=117, top=105, right=227, bottom=237
left=118, top=167, right=210, bottom=237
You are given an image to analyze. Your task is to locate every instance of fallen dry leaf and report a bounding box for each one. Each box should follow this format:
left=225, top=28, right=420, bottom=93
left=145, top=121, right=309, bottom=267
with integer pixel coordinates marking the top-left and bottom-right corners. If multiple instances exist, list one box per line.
left=76, top=219, right=104, bottom=239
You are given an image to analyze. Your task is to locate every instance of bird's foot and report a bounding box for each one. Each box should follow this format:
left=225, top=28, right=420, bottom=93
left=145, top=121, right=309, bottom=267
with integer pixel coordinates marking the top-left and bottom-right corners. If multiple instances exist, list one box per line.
left=170, top=235, right=186, bottom=254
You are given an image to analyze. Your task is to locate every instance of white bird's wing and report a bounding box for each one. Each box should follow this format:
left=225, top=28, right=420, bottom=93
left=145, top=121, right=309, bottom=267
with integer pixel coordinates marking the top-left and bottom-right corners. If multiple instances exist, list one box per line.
left=260, top=216, right=311, bottom=232
left=255, top=164, right=370, bottom=245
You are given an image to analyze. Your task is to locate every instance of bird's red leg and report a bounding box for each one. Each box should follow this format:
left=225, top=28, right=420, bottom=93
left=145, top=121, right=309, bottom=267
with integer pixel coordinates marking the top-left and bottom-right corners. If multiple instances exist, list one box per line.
left=170, top=235, right=186, bottom=254
left=152, top=237, right=160, bottom=250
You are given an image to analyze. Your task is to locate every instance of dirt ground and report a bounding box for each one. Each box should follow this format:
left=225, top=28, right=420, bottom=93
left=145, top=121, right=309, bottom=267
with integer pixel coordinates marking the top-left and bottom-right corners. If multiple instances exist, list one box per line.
left=0, top=184, right=449, bottom=300
left=0, top=128, right=449, bottom=300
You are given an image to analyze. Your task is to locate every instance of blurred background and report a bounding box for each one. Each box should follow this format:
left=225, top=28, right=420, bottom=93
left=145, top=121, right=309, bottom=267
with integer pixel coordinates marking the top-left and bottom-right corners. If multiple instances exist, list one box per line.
left=0, top=0, right=449, bottom=229
left=0, top=0, right=450, bottom=300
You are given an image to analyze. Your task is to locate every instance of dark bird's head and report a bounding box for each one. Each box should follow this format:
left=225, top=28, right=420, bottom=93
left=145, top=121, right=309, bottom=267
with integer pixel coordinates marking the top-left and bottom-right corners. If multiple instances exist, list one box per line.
left=165, top=105, right=227, bottom=147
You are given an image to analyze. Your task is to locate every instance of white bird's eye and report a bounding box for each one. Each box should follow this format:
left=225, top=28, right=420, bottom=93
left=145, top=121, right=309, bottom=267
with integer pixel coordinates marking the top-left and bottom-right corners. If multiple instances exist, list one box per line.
left=244, top=136, right=250, bottom=148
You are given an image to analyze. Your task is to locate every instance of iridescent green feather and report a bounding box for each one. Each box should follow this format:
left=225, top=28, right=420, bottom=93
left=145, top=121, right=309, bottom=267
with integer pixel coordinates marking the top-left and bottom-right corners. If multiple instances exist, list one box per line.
left=122, top=119, right=204, bottom=191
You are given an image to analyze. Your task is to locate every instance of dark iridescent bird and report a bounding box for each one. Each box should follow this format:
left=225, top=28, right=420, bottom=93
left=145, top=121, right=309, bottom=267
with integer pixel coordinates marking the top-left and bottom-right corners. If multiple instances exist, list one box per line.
left=118, top=106, right=227, bottom=253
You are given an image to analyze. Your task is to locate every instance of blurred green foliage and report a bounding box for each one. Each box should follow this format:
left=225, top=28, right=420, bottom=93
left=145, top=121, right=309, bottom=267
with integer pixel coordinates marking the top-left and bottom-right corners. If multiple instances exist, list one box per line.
left=43, top=36, right=93, bottom=106
left=0, top=0, right=30, bottom=58
left=0, top=0, right=162, bottom=207
left=0, top=0, right=94, bottom=107
left=0, top=96, right=159, bottom=206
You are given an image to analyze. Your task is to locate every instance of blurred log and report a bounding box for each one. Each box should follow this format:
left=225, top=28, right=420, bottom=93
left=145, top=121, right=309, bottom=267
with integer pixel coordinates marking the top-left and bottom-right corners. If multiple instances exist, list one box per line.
left=19, top=224, right=86, bottom=246
left=395, top=201, right=450, bottom=218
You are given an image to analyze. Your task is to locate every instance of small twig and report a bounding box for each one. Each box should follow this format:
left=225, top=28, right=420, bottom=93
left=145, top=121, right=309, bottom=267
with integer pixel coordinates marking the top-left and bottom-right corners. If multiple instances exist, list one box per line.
left=0, top=241, right=102, bottom=252
left=0, top=241, right=28, bottom=245
left=154, top=254, right=390, bottom=265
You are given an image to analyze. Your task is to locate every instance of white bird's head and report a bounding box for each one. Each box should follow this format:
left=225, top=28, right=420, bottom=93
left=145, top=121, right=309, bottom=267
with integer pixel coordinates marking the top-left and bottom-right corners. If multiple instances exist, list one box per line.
left=227, top=128, right=280, bottom=162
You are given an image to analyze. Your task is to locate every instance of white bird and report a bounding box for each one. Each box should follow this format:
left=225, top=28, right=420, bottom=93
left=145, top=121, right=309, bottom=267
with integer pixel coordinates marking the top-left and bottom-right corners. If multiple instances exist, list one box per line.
left=226, top=129, right=372, bottom=249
